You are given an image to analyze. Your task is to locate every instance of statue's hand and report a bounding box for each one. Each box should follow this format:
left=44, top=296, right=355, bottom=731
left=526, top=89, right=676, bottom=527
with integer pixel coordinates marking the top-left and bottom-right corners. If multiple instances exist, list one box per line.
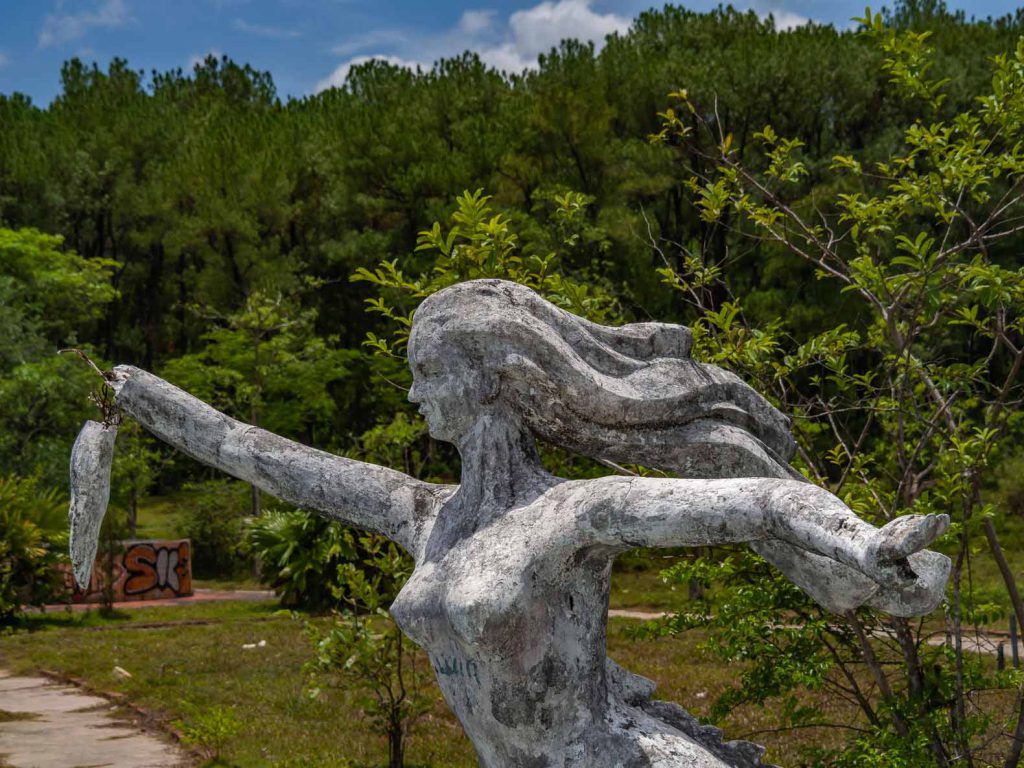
left=866, top=549, right=951, bottom=617
left=861, top=513, right=950, bottom=586
left=68, top=420, right=118, bottom=589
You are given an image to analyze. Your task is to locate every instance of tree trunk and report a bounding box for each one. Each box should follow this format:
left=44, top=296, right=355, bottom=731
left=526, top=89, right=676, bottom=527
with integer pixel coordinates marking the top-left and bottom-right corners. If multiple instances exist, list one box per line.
left=388, top=713, right=403, bottom=768
left=892, top=617, right=948, bottom=767
left=847, top=611, right=910, bottom=737
left=127, top=486, right=137, bottom=538
left=1004, top=688, right=1024, bottom=768
left=983, top=518, right=1024, bottom=768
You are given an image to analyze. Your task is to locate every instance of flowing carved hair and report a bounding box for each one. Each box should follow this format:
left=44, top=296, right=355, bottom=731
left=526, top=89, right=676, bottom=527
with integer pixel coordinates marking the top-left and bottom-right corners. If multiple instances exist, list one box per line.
left=411, top=279, right=801, bottom=480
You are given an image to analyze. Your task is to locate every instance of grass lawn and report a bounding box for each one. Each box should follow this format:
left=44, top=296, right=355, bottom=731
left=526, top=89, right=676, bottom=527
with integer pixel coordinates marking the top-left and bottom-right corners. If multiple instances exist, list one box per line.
left=0, top=601, right=477, bottom=767
left=33, top=491, right=1016, bottom=765
left=0, top=597, right=877, bottom=768
left=132, top=493, right=192, bottom=540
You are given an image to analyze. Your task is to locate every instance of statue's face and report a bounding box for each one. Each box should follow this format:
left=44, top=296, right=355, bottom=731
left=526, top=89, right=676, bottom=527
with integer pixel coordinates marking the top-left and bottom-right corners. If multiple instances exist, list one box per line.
left=407, top=335, right=486, bottom=444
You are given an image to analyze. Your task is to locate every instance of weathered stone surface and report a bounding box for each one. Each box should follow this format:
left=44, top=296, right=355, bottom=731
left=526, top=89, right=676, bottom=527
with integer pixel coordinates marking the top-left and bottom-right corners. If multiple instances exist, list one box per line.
left=70, top=278, right=951, bottom=767
left=68, top=419, right=117, bottom=590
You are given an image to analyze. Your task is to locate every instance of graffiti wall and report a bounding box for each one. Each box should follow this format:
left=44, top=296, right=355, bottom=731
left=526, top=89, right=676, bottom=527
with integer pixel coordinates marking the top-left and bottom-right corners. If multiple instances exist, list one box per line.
left=64, top=539, right=193, bottom=603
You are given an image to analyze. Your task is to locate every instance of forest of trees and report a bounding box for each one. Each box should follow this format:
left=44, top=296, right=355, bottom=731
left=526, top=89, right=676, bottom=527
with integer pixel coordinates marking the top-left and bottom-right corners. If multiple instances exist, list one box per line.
left=3, top=1, right=1023, bottom=487
left=6, top=1, right=1024, bottom=764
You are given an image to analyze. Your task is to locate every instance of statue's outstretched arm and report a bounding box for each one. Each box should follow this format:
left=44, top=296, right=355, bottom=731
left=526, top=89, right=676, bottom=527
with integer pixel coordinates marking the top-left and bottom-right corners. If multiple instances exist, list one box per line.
left=75, top=365, right=446, bottom=561
left=575, top=476, right=949, bottom=615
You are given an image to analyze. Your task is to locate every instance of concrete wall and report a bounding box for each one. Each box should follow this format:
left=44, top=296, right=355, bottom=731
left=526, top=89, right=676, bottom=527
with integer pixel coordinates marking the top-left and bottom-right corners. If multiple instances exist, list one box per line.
left=63, top=539, right=193, bottom=603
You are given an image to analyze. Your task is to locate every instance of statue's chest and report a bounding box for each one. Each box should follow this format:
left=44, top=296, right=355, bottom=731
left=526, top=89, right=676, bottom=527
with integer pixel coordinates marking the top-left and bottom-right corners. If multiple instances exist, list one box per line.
left=390, top=510, right=554, bottom=653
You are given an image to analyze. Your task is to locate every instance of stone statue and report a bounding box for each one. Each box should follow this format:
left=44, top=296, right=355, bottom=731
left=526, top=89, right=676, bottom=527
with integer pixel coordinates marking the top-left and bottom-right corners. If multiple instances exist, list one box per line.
left=69, top=279, right=950, bottom=767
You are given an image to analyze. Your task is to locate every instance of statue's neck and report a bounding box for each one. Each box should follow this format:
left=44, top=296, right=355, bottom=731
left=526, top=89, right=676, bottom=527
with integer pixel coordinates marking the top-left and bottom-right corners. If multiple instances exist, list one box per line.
left=455, top=409, right=550, bottom=513
left=423, top=409, right=554, bottom=559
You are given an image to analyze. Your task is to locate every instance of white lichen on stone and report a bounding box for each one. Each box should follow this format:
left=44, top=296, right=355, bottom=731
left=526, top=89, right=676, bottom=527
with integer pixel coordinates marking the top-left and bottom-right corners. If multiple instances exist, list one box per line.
left=68, top=420, right=117, bottom=590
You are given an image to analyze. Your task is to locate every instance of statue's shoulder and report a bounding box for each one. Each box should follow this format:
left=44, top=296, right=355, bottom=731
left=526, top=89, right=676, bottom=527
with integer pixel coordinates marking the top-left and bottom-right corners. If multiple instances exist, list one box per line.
left=549, top=475, right=635, bottom=524
left=406, top=482, right=458, bottom=556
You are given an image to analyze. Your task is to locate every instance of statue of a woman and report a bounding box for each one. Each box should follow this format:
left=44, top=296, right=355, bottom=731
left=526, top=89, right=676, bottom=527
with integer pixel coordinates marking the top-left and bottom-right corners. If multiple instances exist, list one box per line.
left=70, top=279, right=949, bottom=768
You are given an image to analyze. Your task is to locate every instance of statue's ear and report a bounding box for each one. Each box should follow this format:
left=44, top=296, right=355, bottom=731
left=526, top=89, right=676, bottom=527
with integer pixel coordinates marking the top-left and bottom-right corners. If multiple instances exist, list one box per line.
left=479, top=368, right=502, bottom=405
left=480, top=353, right=524, bottom=405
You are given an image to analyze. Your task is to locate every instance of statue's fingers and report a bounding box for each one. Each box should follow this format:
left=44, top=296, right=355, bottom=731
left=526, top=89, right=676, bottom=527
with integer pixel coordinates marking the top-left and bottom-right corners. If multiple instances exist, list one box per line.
left=866, top=549, right=951, bottom=617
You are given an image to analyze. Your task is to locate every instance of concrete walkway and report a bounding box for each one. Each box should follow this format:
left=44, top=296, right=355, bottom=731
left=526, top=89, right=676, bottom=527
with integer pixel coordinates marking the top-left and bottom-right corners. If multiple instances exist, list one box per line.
left=0, top=671, right=191, bottom=768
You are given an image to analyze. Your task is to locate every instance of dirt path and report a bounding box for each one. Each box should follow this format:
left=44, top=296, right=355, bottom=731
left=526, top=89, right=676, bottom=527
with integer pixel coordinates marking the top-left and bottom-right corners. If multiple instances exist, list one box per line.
left=608, top=608, right=666, bottom=621
left=607, top=608, right=1024, bottom=658
left=0, top=671, right=191, bottom=768
left=31, top=588, right=276, bottom=614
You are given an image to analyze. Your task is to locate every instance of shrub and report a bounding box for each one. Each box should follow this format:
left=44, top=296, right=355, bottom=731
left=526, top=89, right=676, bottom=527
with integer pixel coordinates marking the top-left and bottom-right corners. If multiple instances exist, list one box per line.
left=996, top=454, right=1024, bottom=517
left=179, top=480, right=249, bottom=579
left=247, top=509, right=403, bottom=611
left=173, top=703, right=241, bottom=759
left=247, top=509, right=348, bottom=609
left=305, top=535, right=431, bottom=768
left=0, top=475, right=68, bottom=622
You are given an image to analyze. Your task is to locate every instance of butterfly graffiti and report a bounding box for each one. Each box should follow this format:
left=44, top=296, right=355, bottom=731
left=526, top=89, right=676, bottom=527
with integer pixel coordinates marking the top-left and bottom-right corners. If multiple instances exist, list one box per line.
left=123, top=542, right=191, bottom=596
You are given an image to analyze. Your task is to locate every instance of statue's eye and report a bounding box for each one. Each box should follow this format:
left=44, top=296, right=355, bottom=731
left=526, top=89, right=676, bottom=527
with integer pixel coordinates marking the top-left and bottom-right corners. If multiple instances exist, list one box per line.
left=417, top=363, right=441, bottom=378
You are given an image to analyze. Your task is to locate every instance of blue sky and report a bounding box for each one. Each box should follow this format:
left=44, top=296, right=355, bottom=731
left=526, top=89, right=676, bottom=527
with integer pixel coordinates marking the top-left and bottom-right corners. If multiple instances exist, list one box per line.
left=1, top=0, right=1023, bottom=105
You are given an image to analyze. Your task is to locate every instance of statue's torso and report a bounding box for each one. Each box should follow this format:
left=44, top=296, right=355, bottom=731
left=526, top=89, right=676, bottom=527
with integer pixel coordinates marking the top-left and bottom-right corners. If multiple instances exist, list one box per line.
left=389, top=480, right=734, bottom=768
left=391, top=482, right=618, bottom=764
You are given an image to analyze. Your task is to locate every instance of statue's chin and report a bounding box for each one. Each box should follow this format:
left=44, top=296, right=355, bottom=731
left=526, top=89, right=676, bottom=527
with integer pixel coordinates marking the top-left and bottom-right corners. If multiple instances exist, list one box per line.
left=425, top=420, right=457, bottom=445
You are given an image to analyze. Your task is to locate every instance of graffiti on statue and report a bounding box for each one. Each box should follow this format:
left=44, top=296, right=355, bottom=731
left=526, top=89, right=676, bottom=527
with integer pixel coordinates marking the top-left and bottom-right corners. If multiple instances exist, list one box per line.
left=433, top=654, right=482, bottom=685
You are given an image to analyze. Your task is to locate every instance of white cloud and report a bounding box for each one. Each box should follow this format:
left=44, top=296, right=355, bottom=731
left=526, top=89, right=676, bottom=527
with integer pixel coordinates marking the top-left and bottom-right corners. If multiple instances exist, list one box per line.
left=188, top=49, right=224, bottom=69
left=759, top=8, right=812, bottom=31
left=39, top=0, right=132, bottom=48
left=315, top=0, right=630, bottom=92
left=232, top=18, right=301, bottom=39
left=0, top=52, right=8, bottom=69
left=331, top=29, right=409, bottom=57
left=458, top=9, right=497, bottom=35
left=475, top=42, right=533, bottom=73
left=502, top=0, right=627, bottom=62
left=465, top=0, right=630, bottom=73
left=313, top=55, right=423, bottom=94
